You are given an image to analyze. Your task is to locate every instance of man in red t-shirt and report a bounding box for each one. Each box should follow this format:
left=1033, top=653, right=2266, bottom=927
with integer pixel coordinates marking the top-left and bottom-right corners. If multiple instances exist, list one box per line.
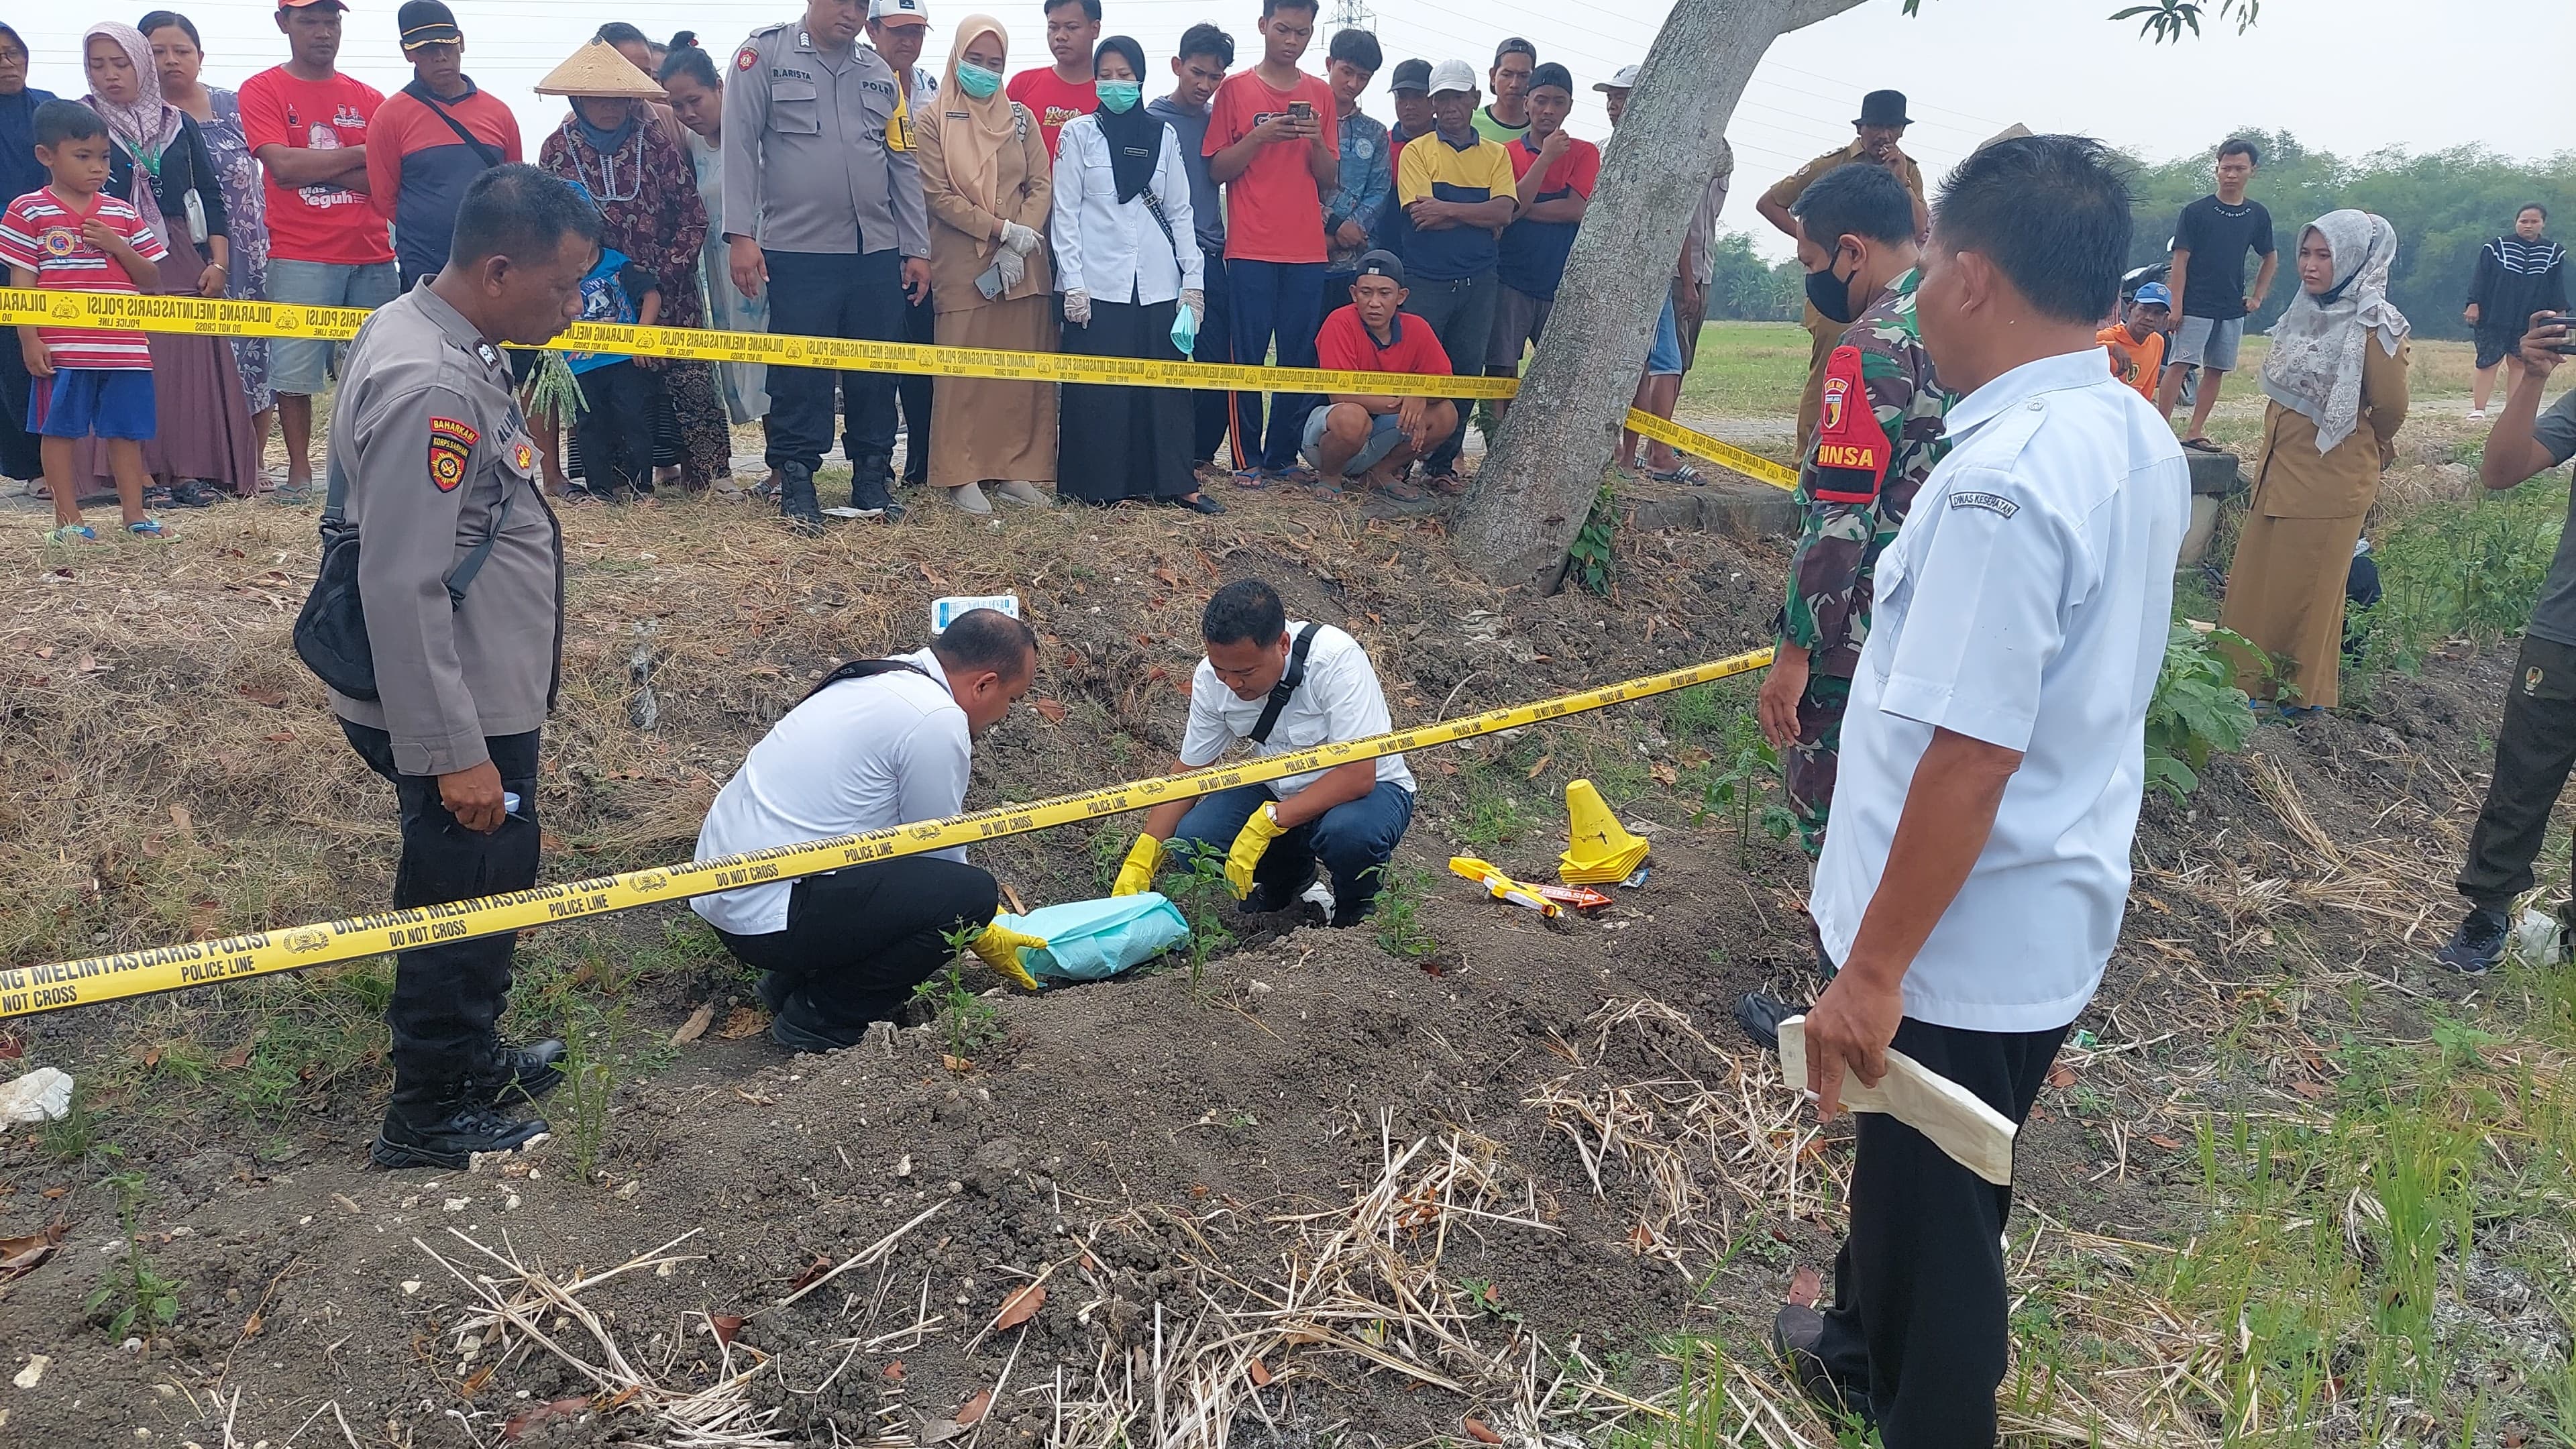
left=239, top=0, right=396, bottom=494
left=1303, top=252, right=1452, bottom=501
left=1006, top=0, right=1098, bottom=159
left=1489, top=63, right=1597, bottom=409
left=1205, top=0, right=1337, bottom=480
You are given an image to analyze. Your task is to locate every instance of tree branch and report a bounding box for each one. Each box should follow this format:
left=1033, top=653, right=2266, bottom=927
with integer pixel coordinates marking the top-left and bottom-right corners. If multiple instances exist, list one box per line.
left=1782, top=0, right=1872, bottom=32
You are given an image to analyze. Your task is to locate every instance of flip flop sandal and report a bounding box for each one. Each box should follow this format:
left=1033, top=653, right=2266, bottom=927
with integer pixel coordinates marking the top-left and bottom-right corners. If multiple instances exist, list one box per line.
left=1422, top=471, right=1468, bottom=496
left=126, top=518, right=168, bottom=538
left=1652, top=464, right=1706, bottom=484
left=1374, top=478, right=1432, bottom=504
left=2181, top=437, right=2223, bottom=453
left=44, top=523, right=97, bottom=543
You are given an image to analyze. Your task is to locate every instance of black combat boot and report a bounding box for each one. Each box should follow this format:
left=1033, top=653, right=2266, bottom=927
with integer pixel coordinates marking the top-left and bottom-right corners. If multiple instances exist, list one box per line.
left=472, top=1036, right=567, bottom=1108
left=372, top=1075, right=551, bottom=1171
left=778, top=460, right=824, bottom=535
left=849, top=453, right=904, bottom=521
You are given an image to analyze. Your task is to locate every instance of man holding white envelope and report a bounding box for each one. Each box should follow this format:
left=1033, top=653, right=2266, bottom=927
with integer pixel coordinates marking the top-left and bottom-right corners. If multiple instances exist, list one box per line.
left=1776, top=136, right=2186, bottom=1445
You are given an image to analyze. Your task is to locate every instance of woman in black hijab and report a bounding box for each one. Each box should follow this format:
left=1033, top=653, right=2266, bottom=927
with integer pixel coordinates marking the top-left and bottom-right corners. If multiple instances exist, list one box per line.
left=0, top=22, right=54, bottom=482
left=1047, top=36, right=1216, bottom=511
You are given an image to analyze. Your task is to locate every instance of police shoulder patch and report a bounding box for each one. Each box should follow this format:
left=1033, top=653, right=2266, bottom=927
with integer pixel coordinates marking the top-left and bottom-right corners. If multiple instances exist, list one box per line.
left=428, top=415, right=479, bottom=492
left=735, top=45, right=759, bottom=71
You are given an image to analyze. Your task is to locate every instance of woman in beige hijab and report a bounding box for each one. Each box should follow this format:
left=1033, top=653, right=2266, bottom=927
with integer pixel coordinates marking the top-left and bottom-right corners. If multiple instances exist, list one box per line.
left=2219, top=209, right=2411, bottom=714
left=915, top=14, right=1055, bottom=513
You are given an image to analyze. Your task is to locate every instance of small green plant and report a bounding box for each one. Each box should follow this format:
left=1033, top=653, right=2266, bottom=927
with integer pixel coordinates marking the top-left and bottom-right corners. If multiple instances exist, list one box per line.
left=2145, top=623, right=2257, bottom=800
left=1371, top=865, right=1439, bottom=961
left=87, top=1171, right=182, bottom=1342
left=1159, top=842, right=1240, bottom=999
left=557, top=1020, right=616, bottom=1182
left=1458, top=765, right=1529, bottom=849
left=41, top=1086, right=100, bottom=1162
left=1568, top=480, right=1617, bottom=596
left=918, top=926, right=1006, bottom=1061
left=1698, top=739, right=1794, bottom=867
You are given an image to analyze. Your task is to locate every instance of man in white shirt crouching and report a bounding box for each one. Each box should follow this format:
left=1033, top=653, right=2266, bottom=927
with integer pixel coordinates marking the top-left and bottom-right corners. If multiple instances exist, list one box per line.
left=1775, top=136, right=2188, bottom=1445
left=692, top=608, right=1044, bottom=1052
left=1109, top=579, right=1415, bottom=926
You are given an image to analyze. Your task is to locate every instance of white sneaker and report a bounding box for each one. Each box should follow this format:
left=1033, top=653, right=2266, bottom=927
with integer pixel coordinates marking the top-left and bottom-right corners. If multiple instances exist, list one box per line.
left=2467, top=408, right=2488, bottom=421
left=947, top=482, right=993, bottom=514
left=991, top=479, right=1051, bottom=508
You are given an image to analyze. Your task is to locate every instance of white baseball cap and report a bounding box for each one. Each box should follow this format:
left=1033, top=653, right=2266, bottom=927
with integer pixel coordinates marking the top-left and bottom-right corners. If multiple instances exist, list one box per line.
left=1428, top=59, right=1478, bottom=96
left=1594, top=64, right=1640, bottom=92
left=868, top=0, right=929, bottom=26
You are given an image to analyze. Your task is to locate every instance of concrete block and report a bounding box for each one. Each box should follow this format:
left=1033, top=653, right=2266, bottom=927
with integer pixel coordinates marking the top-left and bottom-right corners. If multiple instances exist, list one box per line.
left=1620, top=493, right=1706, bottom=533
left=1699, top=480, right=1800, bottom=540
left=2188, top=448, right=2244, bottom=497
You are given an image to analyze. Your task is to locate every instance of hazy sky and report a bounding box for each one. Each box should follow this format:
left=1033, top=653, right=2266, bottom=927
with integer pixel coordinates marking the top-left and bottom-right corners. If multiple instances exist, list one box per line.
left=14, top=0, right=2568, bottom=260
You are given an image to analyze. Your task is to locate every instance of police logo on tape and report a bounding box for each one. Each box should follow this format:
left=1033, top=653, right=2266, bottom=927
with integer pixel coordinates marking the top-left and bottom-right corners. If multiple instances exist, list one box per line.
left=429, top=415, right=480, bottom=492
left=280, top=926, right=331, bottom=955
left=631, top=870, right=671, bottom=893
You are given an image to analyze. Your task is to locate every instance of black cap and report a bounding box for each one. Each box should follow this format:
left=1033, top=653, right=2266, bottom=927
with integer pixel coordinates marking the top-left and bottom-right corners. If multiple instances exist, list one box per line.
left=1493, top=36, right=1535, bottom=64
left=1528, top=62, right=1572, bottom=95
left=398, top=0, right=462, bottom=50
left=1855, top=89, right=1910, bottom=127
left=1389, top=58, right=1431, bottom=95
left=1355, top=250, right=1404, bottom=285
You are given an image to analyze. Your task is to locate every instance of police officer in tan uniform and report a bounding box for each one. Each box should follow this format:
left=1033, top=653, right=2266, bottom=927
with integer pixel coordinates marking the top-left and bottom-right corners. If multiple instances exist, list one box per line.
left=1756, top=90, right=1928, bottom=453
left=327, top=164, right=598, bottom=1169
left=724, top=0, right=934, bottom=531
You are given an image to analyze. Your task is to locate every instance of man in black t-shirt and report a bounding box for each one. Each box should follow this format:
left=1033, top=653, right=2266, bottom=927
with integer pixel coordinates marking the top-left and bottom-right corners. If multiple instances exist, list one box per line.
left=2155, top=138, right=2277, bottom=447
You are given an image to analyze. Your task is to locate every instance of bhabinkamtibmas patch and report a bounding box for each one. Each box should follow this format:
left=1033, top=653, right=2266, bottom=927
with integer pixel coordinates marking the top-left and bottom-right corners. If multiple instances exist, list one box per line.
left=429, top=416, right=480, bottom=492
left=1949, top=490, right=2019, bottom=519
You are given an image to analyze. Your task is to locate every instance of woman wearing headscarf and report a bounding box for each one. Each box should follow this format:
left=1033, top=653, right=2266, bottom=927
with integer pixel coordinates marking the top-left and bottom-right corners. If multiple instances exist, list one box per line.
left=0, top=23, right=55, bottom=483
left=2465, top=204, right=2567, bottom=421
left=915, top=14, right=1054, bottom=514
left=142, top=11, right=272, bottom=463
left=536, top=40, right=731, bottom=494
left=656, top=45, right=766, bottom=441
left=77, top=21, right=258, bottom=503
left=1050, top=35, right=1216, bottom=512
left=2219, top=210, right=2411, bottom=714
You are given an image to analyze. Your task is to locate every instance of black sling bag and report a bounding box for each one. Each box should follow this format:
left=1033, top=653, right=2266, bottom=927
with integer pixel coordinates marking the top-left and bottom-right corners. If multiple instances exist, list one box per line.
left=1246, top=625, right=1317, bottom=745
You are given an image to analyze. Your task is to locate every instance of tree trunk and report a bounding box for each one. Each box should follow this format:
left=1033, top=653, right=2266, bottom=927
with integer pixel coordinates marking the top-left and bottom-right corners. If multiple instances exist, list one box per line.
left=1450, top=0, right=1870, bottom=590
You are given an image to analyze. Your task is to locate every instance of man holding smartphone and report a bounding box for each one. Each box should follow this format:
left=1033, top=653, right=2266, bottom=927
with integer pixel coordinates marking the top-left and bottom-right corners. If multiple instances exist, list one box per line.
left=2436, top=309, right=2576, bottom=973
left=1205, top=0, right=1338, bottom=483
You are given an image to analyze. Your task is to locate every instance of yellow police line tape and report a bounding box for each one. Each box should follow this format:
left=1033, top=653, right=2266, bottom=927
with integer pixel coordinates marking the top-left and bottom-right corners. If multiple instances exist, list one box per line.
left=0, top=648, right=1774, bottom=1020
left=0, top=288, right=1801, bottom=490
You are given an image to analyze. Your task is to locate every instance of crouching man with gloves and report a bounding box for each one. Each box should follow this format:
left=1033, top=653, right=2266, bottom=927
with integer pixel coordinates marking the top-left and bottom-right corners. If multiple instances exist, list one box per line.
left=1111, top=579, right=1415, bottom=925
left=692, top=608, right=1049, bottom=1051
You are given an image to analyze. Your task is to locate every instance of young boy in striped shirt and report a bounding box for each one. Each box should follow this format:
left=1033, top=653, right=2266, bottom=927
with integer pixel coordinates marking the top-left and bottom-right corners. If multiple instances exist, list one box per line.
left=1, top=101, right=167, bottom=542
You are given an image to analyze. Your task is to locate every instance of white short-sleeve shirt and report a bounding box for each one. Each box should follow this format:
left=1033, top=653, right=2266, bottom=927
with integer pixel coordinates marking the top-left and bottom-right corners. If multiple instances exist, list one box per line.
left=692, top=648, right=972, bottom=937
left=1179, top=622, right=1415, bottom=798
left=1811, top=346, right=2189, bottom=1033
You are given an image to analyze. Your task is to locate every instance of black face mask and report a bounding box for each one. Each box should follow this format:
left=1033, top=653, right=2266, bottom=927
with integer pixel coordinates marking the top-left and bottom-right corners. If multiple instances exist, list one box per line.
left=1805, top=248, right=1861, bottom=325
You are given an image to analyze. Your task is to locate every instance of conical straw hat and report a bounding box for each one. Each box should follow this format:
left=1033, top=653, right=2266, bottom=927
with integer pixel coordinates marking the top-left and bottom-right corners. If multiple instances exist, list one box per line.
left=535, top=40, right=667, bottom=99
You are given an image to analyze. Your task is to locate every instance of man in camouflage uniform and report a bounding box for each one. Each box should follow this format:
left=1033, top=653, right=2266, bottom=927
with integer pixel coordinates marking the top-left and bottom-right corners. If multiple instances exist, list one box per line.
left=1758, top=163, right=1952, bottom=860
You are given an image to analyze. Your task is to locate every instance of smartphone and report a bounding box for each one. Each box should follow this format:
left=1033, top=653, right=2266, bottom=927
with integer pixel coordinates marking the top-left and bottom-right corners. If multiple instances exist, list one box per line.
left=2544, top=313, right=2576, bottom=356
left=1287, top=99, right=1314, bottom=126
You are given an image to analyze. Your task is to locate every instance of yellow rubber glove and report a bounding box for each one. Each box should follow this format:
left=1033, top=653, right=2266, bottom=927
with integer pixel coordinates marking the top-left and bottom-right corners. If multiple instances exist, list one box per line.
left=967, top=920, right=1048, bottom=991
left=1223, top=804, right=1287, bottom=900
left=1110, top=834, right=1162, bottom=897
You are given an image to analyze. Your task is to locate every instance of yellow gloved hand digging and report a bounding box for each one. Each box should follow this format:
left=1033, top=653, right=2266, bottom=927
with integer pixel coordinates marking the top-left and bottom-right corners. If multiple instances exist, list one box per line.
left=1224, top=804, right=1287, bottom=900
left=1110, top=835, right=1162, bottom=897
left=967, top=920, right=1048, bottom=991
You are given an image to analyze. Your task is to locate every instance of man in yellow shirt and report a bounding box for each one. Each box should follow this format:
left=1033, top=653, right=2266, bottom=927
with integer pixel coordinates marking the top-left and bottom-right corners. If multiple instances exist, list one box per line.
left=1756, top=89, right=1927, bottom=451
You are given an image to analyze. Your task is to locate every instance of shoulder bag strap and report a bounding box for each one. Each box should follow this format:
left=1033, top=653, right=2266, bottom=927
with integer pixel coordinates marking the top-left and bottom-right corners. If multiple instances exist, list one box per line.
left=418, top=92, right=506, bottom=170
left=1246, top=625, right=1317, bottom=745
left=439, top=480, right=513, bottom=609
left=799, top=656, right=933, bottom=704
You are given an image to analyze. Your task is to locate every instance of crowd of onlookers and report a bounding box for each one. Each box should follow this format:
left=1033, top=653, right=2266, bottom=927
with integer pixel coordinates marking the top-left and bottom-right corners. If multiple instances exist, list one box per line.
left=5, top=0, right=1756, bottom=539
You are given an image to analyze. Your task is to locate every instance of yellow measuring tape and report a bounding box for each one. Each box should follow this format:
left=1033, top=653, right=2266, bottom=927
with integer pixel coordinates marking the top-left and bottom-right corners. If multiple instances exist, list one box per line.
left=0, top=288, right=1801, bottom=489
left=0, top=649, right=1773, bottom=1020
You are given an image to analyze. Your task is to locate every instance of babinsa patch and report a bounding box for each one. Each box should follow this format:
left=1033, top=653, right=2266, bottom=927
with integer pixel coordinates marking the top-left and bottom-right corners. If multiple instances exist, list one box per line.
left=428, top=415, right=480, bottom=492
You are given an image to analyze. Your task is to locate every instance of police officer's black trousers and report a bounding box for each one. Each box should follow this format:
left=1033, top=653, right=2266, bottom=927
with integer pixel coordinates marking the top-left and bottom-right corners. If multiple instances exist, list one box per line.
left=761, top=248, right=906, bottom=476
left=2459, top=635, right=2576, bottom=913
left=712, top=857, right=998, bottom=1030
left=1811, top=1011, right=2068, bottom=1447
left=340, top=722, right=542, bottom=1100
left=900, top=285, right=936, bottom=483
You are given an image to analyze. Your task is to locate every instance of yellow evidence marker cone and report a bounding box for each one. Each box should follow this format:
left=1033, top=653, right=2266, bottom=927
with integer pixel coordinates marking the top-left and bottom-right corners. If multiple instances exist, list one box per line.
left=1560, top=778, right=1650, bottom=885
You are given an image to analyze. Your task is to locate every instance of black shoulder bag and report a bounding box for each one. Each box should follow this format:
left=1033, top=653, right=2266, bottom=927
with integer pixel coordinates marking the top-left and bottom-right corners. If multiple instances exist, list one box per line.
left=1246, top=625, right=1317, bottom=745
left=417, top=93, right=506, bottom=170
left=292, top=449, right=515, bottom=702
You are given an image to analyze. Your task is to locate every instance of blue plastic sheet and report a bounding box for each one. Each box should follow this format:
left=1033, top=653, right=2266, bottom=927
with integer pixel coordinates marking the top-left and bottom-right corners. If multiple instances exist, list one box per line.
left=992, top=893, right=1192, bottom=983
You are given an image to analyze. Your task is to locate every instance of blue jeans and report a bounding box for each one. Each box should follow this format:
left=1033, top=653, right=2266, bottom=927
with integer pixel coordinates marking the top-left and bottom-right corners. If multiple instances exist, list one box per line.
left=1225, top=258, right=1326, bottom=472
left=1171, top=780, right=1414, bottom=924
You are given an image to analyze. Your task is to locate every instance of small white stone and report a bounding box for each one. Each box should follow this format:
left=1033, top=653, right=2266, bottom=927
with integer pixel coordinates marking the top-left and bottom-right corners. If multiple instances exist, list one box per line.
left=894, top=1154, right=913, bottom=1178
left=400, top=1281, right=423, bottom=1295
left=167, top=1226, right=192, bottom=1238
left=443, top=1198, right=468, bottom=1213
